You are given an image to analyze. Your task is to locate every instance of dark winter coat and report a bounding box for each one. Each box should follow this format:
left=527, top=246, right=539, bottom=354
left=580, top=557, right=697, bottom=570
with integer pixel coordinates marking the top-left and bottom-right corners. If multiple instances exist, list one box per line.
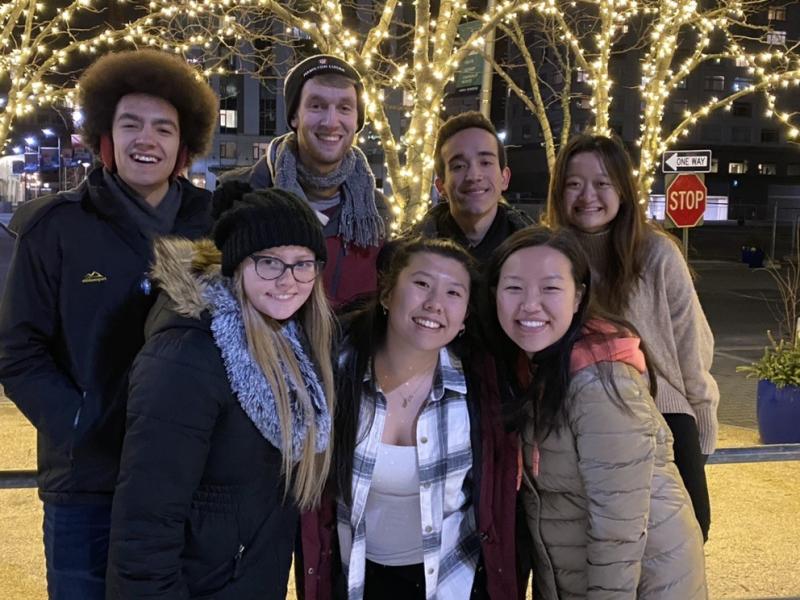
left=0, top=168, right=211, bottom=504
left=410, top=201, right=533, bottom=263
left=220, top=152, right=390, bottom=308
left=106, top=238, right=300, bottom=599
left=299, top=350, right=521, bottom=600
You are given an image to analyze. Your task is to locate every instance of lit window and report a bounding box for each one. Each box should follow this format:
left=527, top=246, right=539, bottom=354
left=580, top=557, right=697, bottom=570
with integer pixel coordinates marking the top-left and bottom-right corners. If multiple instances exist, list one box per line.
left=576, top=69, right=589, bottom=83
left=767, top=30, right=786, bottom=45
left=768, top=6, right=786, bottom=20
left=576, top=96, right=592, bottom=110
left=729, top=161, right=748, bottom=174
left=220, top=109, right=237, bottom=130
left=735, top=56, right=749, bottom=68
left=732, top=77, right=753, bottom=91
left=758, top=163, right=777, bottom=175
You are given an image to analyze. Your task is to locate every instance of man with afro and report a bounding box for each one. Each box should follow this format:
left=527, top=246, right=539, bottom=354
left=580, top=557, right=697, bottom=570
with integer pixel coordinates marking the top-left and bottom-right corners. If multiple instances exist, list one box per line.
left=0, top=49, right=217, bottom=599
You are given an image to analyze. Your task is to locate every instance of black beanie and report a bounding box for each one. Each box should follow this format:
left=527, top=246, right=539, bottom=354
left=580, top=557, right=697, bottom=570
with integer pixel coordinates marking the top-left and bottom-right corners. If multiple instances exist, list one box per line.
left=284, top=54, right=365, bottom=132
left=212, top=182, right=327, bottom=277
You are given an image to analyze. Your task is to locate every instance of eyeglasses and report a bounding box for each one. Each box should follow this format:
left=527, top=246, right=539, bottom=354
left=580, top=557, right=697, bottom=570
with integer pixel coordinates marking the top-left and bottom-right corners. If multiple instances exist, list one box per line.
left=249, top=255, right=323, bottom=284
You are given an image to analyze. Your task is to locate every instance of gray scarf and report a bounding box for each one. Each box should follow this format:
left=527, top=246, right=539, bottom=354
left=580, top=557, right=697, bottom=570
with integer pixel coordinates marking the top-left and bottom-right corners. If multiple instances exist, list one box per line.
left=204, top=278, right=331, bottom=461
left=103, top=169, right=181, bottom=238
left=272, top=133, right=384, bottom=248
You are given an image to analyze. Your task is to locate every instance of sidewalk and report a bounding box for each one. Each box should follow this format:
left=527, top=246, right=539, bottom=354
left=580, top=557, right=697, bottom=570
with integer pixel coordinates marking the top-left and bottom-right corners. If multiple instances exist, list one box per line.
left=1, top=398, right=798, bottom=599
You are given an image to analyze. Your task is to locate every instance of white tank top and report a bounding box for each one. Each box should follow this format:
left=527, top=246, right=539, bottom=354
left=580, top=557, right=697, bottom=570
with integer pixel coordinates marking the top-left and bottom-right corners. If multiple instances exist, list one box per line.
left=364, top=443, right=424, bottom=566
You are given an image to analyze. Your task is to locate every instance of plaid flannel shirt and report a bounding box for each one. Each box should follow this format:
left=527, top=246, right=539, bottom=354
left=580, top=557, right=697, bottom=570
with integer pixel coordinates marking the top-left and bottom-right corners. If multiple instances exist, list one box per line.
left=337, top=346, right=480, bottom=600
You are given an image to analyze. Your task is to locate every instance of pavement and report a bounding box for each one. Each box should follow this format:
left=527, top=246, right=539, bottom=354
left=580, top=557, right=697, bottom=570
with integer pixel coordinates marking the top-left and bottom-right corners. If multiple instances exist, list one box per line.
left=0, top=221, right=799, bottom=598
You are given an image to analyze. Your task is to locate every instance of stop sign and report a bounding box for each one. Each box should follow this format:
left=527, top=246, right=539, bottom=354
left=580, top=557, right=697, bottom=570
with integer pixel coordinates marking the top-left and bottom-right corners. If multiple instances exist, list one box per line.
left=666, top=174, right=706, bottom=228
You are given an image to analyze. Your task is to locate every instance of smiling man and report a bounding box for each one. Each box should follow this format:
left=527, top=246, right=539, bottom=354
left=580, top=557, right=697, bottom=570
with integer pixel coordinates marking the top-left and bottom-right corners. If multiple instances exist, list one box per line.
left=0, top=49, right=217, bottom=599
left=223, top=54, right=387, bottom=307
left=413, top=111, right=532, bottom=263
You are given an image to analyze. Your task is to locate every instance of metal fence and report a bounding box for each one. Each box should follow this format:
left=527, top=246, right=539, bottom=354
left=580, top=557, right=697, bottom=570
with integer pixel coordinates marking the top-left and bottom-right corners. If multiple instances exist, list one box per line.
left=2, top=444, right=799, bottom=489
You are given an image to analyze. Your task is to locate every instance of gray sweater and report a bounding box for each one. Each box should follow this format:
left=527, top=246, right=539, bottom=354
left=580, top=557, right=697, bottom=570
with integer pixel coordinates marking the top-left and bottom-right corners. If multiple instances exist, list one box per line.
left=575, top=229, right=720, bottom=454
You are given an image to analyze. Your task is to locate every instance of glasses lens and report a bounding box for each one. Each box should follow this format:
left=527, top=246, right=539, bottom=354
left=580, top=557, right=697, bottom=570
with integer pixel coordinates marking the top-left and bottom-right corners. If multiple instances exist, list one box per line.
left=254, top=257, right=286, bottom=280
left=292, top=261, right=319, bottom=283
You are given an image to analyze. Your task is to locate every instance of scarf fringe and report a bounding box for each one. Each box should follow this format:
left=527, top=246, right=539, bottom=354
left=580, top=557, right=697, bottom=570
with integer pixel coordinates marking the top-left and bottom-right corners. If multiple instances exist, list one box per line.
left=204, top=279, right=331, bottom=461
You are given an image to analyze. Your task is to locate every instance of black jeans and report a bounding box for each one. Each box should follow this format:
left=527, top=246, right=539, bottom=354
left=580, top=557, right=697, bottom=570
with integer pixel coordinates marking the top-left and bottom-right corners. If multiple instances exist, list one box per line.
left=663, top=413, right=711, bottom=542
left=363, top=559, right=488, bottom=599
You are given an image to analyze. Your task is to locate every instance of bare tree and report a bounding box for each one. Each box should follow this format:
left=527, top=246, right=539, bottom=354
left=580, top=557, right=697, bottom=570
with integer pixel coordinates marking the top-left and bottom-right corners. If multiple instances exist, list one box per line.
left=142, top=0, right=532, bottom=227
left=492, top=0, right=800, bottom=201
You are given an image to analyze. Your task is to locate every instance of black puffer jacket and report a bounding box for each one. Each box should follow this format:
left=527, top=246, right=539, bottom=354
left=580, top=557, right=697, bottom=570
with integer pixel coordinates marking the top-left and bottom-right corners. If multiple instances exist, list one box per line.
left=0, top=168, right=211, bottom=504
left=107, top=238, right=299, bottom=599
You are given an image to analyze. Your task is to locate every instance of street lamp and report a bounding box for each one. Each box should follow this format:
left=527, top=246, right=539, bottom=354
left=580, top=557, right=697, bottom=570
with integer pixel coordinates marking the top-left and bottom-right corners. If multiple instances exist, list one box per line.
left=41, top=128, right=62, bottom=191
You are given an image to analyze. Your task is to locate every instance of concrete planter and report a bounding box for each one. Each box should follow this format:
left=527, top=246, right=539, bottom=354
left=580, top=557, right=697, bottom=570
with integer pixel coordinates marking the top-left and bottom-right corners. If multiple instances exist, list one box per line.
left=757, top=379, right=800, bottom=444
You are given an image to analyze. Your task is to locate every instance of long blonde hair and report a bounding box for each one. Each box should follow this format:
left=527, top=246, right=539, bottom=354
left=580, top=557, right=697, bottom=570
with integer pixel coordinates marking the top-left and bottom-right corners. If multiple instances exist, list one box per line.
left=232, top=269, right=335, bottom=511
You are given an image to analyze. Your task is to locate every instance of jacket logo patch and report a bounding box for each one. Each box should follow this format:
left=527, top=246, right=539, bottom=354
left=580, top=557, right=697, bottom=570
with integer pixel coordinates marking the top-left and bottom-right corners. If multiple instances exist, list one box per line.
left=81, top=271, right=107, bottom=284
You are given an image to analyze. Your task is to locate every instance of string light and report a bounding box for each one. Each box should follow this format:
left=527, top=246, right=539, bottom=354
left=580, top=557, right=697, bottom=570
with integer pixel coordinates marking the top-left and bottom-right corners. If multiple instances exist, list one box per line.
left=495, top=0, right=800, bottom=207
left=3, top=0, right=797, bottom=222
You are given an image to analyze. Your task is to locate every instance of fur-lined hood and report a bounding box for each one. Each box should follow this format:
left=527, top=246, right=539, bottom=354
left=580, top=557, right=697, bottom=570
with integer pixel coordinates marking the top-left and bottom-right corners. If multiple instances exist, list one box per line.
left=150, top=237, right=224, bottom=319
left=147, top=236, right=331, bottom=462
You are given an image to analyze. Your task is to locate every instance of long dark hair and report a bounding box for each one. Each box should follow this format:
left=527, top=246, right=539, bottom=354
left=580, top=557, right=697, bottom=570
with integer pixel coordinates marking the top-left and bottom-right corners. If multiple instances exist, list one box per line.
left=545, top=134, right=650, bottom=314
left=333, top=237, right=479, bottom=505
left=485, top=226, right=655, bottom=440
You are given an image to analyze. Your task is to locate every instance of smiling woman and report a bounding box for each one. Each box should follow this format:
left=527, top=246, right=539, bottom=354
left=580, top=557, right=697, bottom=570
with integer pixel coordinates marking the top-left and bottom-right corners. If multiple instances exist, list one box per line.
left=486, top=225, right=708, bottom=599
left=545, top=135, right=719, bottom=542
left=106, top=184, right=336, bottom=599
left=300, top=237, right=521, bottom=600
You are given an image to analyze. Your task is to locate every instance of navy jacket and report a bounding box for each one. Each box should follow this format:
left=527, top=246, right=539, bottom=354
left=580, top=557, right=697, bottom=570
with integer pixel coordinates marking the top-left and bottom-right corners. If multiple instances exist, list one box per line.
left=0, top=168, right=211, bottom=504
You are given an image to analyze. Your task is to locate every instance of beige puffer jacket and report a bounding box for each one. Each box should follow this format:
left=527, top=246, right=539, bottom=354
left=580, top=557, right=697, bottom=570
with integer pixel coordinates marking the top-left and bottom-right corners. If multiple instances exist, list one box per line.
left=520, top=359, right=707, bottom=599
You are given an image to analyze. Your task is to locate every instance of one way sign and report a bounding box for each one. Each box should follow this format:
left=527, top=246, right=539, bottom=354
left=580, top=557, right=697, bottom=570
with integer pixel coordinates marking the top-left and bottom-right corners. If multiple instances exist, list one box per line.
left=662, top=150, right=712, bottom=173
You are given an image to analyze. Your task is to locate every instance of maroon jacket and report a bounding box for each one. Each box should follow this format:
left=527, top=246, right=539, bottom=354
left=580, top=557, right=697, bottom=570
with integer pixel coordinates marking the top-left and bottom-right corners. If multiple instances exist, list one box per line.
left=320, top=229, right=383, bottom=310
left=299, top=351, right=521, bottom=599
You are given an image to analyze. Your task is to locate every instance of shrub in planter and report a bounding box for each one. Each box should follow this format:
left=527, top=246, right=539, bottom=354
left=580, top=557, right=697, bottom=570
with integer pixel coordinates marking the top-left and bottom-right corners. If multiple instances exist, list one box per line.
left=738, top=338, right=800, bottom=443
left=738, top=236, right=800, bottom=443
left=739, top=336, right=800, bottom=388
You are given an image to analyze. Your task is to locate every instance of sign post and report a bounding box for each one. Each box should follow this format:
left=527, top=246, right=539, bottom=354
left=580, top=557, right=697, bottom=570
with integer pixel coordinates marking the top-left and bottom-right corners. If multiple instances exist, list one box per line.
left=662, top=150, right=712, bottom=174
left=662, top=149, right=711, bottom=260
left=665, top=173, right=707, bottom=258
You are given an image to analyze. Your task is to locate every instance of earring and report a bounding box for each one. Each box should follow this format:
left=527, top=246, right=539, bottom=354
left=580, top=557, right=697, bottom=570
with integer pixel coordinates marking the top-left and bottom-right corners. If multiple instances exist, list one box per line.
left=457, top=325, right=465, bottom=337
left=381, top=304, right=388, bottom=316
